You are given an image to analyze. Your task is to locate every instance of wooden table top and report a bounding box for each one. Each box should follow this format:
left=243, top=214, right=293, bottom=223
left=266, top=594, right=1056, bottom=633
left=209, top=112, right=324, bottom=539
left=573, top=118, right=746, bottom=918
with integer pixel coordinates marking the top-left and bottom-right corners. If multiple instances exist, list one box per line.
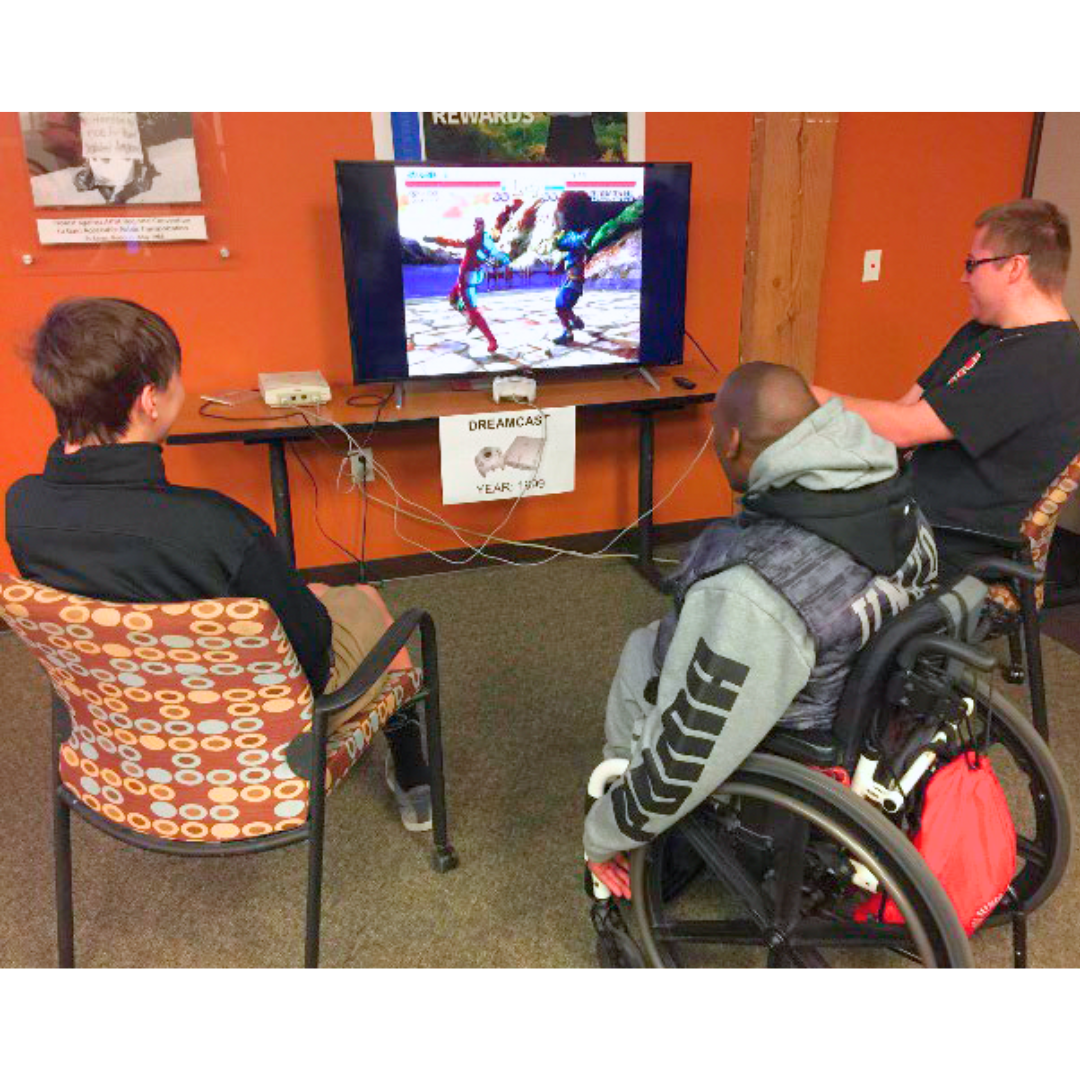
left=171, top=363, right=722, bottom=445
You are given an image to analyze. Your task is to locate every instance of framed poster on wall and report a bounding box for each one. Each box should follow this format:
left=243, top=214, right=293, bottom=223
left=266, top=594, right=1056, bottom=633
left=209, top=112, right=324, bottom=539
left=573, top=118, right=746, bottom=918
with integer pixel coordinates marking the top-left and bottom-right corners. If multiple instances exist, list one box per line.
left=23, top=112, right=203, bottom=209
left=372, top=112, right=646, bottom=162
left=0, top=112, right=234, bottom=275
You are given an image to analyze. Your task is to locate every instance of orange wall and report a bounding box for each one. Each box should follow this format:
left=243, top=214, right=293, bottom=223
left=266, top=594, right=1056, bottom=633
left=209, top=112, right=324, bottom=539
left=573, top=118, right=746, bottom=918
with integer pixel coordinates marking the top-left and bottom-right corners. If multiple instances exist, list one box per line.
left=0, top=113, right=1031, bottom=575
left=816, top=113, right=1033, bottom=398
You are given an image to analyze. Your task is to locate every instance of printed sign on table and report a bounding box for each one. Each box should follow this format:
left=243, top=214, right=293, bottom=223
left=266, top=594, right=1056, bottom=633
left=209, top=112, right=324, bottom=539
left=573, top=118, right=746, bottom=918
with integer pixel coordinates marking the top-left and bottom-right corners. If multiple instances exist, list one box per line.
left=439, top=406, right=576, bottom=504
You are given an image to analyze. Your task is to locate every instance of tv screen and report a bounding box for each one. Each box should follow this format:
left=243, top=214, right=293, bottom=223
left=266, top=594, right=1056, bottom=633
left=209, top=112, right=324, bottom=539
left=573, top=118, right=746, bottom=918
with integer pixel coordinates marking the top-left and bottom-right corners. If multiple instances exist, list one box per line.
left=335, top=161, right=691, bottom=383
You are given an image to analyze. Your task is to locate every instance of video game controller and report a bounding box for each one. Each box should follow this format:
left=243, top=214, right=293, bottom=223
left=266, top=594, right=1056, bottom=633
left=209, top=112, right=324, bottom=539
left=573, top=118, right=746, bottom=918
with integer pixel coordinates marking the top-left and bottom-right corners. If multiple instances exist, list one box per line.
left=492, top=375, right=537, bottom=404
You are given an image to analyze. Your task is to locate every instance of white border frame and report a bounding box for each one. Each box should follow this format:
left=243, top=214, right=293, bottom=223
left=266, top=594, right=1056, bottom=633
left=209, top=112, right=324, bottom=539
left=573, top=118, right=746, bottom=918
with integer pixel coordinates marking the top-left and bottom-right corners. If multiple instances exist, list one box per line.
left=371, top=113, right=645, bottom=161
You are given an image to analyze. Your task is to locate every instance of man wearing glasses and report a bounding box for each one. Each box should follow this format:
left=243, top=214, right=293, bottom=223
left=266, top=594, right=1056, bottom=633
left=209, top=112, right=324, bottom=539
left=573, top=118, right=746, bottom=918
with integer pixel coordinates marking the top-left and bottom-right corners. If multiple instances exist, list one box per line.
left=813, top=199, right=1080, bottom=580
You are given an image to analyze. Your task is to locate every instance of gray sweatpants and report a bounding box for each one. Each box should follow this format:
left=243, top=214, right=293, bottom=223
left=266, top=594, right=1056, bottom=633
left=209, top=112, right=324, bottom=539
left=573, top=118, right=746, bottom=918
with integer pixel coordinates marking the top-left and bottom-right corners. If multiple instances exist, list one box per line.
left=602, top=621, right=660, bottom=762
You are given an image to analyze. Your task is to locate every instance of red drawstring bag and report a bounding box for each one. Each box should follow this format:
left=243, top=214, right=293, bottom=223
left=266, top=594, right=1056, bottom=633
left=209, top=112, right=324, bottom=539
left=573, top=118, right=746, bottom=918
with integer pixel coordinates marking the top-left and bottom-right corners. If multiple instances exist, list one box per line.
left=855, top=753, right=1017, bottom=935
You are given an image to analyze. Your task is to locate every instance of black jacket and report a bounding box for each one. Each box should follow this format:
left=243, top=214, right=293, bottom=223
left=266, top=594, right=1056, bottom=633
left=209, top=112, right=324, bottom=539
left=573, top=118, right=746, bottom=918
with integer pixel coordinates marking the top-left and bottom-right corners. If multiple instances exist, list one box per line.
left=743, top=469, right=919, bottom=575
left=5, top=440, right=332, bottom=694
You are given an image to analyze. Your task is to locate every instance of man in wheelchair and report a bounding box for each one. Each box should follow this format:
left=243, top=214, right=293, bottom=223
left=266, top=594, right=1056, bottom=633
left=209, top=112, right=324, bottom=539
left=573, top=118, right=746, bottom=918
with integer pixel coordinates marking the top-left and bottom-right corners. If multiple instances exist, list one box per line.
left=584, top=364, right=1070, bottom=968
left=585, top=361, right=938, bottom=897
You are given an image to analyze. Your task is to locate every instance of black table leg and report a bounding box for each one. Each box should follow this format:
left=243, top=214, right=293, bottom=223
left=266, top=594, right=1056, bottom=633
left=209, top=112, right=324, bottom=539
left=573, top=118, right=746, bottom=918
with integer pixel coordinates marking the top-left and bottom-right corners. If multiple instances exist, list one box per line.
left=635, top=410, right=667, bottom=592
left=267, top=440, right=296, bottom=567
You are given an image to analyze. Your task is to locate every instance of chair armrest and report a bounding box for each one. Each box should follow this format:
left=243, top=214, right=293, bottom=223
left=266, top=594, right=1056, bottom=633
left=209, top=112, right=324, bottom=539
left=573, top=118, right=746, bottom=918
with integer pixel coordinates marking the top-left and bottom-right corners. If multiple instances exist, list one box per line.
left=931, top=522, right=1025, bottom=552
left=313, top=607, right=432, bottom=717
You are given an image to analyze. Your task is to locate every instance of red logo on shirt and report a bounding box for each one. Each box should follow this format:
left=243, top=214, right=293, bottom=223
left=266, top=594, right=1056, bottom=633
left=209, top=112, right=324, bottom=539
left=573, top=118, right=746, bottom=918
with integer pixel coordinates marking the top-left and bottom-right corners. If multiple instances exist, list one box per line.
left=947, top=351, right=983, bottom=386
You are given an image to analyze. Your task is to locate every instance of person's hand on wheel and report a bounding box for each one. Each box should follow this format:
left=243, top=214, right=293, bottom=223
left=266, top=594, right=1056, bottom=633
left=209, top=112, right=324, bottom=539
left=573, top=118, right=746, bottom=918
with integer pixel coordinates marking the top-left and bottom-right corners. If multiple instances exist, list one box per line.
left=588, top=853, right=631, bottom=900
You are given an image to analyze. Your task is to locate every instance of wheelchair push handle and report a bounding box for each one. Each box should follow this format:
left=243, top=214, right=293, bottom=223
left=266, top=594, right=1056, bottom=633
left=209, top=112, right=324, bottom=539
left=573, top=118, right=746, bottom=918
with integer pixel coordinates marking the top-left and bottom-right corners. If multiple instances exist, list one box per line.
left=964, top=556, right=1043, bottom=585
left=587, top=758, right=630, bottom=799
left=897, top=634, right=997, bottom=673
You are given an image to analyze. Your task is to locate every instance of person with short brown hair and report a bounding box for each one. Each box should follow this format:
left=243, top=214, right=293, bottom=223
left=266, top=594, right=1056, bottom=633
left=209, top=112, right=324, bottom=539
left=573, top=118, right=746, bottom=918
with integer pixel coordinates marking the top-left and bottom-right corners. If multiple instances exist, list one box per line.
left=7, top=297, right=432, bottom=830
left=975, top=199, right=1070, bottom=295
left=30, top=297, right=183, bottom=445
left=813, top=198, right=1080, bottom=579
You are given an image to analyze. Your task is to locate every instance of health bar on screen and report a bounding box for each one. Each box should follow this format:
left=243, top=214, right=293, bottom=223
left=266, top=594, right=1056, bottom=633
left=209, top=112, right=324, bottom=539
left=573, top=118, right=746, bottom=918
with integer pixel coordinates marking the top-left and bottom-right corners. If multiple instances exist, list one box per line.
left=405, top=181, right=502, bottom=188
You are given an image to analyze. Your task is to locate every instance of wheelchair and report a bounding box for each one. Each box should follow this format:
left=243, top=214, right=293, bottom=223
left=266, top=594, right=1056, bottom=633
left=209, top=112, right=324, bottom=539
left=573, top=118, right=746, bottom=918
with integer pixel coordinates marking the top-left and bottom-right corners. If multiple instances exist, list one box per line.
left=588, top=558, right=1073, bottom=969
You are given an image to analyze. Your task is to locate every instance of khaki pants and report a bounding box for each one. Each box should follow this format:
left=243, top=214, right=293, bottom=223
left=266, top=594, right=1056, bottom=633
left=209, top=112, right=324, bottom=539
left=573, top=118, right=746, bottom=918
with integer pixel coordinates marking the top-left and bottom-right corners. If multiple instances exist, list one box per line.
left=320, top=585, right=412, bottom=734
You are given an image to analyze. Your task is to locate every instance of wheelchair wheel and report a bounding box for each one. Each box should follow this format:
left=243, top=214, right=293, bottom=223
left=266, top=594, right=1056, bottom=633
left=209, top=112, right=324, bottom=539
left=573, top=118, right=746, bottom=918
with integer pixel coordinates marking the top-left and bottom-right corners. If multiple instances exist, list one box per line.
left=957, top=673, right=1072, bottom=921
left=630, top=754, right=973, bottom=968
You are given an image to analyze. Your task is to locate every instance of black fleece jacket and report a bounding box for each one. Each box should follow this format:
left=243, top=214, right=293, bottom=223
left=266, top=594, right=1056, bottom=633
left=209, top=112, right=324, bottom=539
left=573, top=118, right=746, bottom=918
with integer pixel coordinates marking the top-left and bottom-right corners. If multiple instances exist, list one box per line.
left=5, top=440, right=332, bottom=694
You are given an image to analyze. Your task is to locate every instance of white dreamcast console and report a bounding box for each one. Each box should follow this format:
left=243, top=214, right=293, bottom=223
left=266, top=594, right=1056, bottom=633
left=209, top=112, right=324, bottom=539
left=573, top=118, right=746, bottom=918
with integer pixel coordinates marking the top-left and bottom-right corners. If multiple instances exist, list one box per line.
left=492, top=375, right=536, bottom=404
left=258, top=370, right=332, bottom=408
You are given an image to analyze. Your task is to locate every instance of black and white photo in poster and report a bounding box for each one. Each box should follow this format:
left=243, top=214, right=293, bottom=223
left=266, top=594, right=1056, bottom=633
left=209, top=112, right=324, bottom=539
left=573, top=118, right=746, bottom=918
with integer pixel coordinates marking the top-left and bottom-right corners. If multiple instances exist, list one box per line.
left=22, top=112, right=203, bottom=208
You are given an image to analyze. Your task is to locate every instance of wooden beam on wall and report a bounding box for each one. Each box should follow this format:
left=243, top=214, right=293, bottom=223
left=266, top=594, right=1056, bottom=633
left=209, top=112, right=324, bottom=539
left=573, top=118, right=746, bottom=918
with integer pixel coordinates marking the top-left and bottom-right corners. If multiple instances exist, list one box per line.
left=739, top=113, right=839, bottom=381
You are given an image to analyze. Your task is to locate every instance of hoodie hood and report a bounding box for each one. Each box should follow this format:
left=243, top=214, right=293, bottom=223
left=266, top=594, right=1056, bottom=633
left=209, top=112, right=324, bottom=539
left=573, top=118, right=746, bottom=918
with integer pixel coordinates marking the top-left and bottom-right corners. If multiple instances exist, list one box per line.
left=745, top=397, right=898, bottom=495
left=741, top=398, right=918, bottom=574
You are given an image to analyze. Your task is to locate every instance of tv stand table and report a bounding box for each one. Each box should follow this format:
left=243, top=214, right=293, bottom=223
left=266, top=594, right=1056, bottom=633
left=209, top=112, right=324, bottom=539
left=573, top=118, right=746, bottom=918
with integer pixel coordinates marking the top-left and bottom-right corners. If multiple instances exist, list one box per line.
left=170, top=364, right=720, bottom=588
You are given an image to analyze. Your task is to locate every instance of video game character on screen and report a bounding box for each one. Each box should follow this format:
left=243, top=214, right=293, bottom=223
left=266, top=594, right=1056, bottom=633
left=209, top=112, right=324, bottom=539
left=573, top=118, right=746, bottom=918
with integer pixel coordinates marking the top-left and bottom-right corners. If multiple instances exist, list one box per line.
left=552, top=190, right=592, bottom=346
left=425, top=205, right=519, bottom=354
left=396, top=166, right=645, bottom=378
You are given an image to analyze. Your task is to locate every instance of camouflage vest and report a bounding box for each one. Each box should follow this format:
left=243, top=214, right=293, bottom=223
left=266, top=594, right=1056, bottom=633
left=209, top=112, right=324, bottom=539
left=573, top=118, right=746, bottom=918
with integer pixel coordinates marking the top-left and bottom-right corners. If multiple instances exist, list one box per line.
left=654, top=511, right=937, bottom=731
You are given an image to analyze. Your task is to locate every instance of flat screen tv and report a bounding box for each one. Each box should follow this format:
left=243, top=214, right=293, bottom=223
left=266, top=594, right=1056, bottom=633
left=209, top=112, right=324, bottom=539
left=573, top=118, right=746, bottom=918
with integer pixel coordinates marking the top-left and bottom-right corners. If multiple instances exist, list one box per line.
left=335, top=161, right=691, bottom=383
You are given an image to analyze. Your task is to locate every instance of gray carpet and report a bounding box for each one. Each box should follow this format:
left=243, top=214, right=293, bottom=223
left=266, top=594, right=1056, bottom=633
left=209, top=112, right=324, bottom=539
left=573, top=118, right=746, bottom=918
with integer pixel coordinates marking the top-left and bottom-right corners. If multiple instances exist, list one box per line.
left=2, top=552, right=1079, bottom=968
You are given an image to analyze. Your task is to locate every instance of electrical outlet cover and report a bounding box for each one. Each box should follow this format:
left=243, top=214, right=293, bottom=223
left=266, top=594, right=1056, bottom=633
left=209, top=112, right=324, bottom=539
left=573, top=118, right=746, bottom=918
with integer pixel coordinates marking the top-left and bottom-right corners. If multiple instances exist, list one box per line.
left=350, top=449, right=374, bottom=484
left=863, top=249, right=882, bottom=282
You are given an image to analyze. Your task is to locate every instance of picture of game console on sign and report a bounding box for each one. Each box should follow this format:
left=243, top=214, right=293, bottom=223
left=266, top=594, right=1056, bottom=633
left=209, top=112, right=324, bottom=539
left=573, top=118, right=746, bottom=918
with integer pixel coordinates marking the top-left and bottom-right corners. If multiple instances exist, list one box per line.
left=398, top=166, right=643, bottom=378
left=438, top=407, right=576, bottom=504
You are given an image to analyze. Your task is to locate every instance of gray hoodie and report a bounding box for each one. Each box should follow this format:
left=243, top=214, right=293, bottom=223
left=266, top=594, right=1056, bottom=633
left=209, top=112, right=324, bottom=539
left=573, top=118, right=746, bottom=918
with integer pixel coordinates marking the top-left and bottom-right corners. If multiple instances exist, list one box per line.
left=583, top=399, right=937, bottom=864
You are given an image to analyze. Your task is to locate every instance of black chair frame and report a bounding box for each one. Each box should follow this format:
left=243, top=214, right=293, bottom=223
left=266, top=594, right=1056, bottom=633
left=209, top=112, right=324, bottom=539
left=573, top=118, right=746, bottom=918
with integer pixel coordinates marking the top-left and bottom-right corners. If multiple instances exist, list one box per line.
left=932, top=525, right=1049, bottom=742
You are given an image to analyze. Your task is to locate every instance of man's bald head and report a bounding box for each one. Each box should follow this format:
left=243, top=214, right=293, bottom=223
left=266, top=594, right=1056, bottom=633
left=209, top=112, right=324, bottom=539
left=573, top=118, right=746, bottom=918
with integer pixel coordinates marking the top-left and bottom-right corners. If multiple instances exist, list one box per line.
left=712, top=362, right=819, bottom=491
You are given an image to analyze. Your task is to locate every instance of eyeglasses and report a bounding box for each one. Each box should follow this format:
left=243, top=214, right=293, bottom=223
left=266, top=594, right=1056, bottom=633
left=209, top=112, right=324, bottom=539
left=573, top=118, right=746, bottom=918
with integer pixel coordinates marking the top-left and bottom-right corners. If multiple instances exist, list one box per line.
left=964, top=252, right=1028, bottom=274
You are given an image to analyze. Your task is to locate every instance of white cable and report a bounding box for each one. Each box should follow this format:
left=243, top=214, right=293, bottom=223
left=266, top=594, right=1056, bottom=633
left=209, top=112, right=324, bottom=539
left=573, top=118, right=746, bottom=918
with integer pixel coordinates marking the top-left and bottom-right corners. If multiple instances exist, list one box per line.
left=367, top=425, right=713, bottom=567
left=298, top=401, right=550, bottom=565
left=374, top=402, right=551, bottom=567
left=295, top=402, right=713, bottom=568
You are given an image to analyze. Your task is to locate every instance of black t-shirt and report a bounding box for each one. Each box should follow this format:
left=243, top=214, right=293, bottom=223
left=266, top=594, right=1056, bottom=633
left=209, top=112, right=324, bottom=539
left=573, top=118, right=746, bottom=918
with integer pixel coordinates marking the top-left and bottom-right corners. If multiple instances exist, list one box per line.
left=910, top=318, right=1080, bottom=540
left=5, top=440, right=333, bottom=694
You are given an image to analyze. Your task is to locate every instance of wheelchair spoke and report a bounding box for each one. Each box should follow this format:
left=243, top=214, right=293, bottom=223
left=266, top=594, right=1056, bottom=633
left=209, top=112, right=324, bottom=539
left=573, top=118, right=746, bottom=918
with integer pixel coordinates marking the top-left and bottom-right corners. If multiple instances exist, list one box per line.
left=787, top=916, right=917, bottom=950
left=653, top=918, right=765, bottom=946
left=783, top=945, right=830, bottom=968
left=647, top=890, right=931, bottom=970
left=679, top=813, right=774, bottom=930
left=1016, top=836, right=1048, bottom=868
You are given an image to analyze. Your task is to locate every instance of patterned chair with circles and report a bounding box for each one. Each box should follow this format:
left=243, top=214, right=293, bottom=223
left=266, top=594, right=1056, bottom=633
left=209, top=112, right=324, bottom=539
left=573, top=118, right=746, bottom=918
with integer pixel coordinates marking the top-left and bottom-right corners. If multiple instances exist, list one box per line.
left=0, top=575, right=457, bottom=968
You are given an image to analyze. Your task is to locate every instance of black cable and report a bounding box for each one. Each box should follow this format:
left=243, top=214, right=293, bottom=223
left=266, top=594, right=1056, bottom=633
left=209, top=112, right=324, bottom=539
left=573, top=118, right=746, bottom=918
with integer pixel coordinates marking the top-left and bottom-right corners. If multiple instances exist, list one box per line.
left=684, top=329, right=720, bottom=373
left=353, top=389, right=393, bottom=572
left=199, top=392, right=390, bottom=580
left=295, top=411, right=383, bottom=586
left=313, top=388, right=392, bottom=574
left=359, top=473, right=372, bottom=584
left=346, top=387, right=396, bottom=410
left=297, top=411, right=341, bottom=456
left=198, top=400, right=305, bottom=422
left=357, top=388, right=393, bottom=451
left=286, top=441, right=369, bottom=572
